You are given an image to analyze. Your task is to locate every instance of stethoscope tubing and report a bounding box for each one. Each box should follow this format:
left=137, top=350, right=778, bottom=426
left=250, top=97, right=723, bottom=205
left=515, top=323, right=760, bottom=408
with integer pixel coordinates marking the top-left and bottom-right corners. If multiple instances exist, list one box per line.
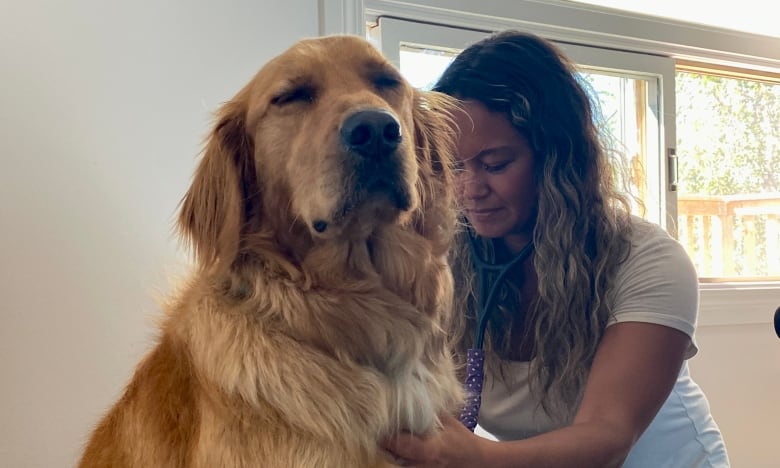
left=459, top=230, right=534, bottom=432
left=467, top=231, right=535, bottom=349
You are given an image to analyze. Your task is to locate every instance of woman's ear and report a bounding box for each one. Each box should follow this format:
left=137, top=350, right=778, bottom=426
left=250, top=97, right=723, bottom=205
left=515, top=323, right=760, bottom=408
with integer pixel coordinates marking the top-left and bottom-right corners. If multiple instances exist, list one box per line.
left=178, top=100, right=258, bottom=270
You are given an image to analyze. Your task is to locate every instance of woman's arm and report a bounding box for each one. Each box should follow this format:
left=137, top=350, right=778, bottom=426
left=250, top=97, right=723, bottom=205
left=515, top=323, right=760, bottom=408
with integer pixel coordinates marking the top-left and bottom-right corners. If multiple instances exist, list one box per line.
left=383, top=321, right=690, bottom=467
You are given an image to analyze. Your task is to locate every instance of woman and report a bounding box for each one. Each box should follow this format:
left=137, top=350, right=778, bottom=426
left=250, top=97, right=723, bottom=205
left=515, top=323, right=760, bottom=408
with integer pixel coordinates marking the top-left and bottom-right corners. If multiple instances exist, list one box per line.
left=383, top=31, right=729, bottom=467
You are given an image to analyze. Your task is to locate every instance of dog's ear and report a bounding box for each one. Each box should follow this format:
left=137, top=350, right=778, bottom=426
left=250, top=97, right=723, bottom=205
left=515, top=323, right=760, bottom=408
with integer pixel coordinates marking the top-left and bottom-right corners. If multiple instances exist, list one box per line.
left=412, top=90, right=458, bottom=255
left=178, top=100, right=259, bottom=270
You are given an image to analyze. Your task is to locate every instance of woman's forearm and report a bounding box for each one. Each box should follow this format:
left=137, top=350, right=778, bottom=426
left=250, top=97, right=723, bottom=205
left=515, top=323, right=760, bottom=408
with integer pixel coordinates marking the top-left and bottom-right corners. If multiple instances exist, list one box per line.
left=480, top=420, right=634, bottom=468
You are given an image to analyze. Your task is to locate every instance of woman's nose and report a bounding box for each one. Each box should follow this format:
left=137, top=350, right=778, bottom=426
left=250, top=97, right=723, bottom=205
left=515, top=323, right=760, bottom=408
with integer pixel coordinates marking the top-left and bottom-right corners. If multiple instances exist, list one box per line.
left=459, top=171, right=490, bottom=200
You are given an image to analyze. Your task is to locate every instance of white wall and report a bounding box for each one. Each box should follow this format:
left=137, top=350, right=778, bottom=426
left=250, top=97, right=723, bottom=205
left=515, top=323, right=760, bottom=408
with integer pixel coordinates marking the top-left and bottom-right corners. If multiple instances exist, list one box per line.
left=689, top=324, right=780, bottom=468
left=0, top=1, right=318, bottom=467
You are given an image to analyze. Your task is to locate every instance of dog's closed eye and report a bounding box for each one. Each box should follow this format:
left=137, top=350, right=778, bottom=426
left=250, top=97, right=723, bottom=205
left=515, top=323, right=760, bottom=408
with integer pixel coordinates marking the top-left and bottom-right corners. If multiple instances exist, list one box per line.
left=271, top=85, right=317, bottom=106
left=372, top=74, right=401, bottom=91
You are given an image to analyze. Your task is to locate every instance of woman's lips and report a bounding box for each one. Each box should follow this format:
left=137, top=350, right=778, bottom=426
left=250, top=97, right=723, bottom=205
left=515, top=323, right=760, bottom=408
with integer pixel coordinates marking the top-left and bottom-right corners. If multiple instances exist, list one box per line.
left=466, top=208, right=502, bottom=221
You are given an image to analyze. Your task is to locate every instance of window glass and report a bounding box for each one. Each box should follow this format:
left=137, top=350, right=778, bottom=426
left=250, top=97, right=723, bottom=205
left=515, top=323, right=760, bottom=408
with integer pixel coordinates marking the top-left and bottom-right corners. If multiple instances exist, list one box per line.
left=675, top=68, right=780, bottom=280
left=399, top=44, right=662, bottom=224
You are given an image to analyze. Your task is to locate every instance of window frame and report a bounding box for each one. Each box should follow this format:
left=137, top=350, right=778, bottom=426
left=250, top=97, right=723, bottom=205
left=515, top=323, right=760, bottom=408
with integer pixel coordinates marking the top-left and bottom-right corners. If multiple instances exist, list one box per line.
left=322, top=0, right=780, bottom=325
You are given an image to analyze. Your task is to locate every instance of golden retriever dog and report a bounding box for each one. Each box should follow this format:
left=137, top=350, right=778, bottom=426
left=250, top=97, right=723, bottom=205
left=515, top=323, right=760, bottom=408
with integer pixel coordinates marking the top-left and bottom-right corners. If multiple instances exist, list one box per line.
left=78, top=35, right=463, bottom=467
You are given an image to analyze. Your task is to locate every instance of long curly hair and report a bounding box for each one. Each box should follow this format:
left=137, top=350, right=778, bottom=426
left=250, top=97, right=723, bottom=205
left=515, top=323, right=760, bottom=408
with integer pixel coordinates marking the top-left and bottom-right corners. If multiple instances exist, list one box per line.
left=434, top=30, right=634, bottom=419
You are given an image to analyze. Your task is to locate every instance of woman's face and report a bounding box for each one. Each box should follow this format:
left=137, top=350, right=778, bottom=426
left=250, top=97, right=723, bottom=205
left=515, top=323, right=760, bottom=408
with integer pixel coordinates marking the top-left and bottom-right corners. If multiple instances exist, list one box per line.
left=453, top=100, right=538, bottom=252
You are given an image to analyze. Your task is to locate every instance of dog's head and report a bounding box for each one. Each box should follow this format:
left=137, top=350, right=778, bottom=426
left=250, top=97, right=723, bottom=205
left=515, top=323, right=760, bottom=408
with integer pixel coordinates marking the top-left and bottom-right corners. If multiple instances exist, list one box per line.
left=178, top=35, right=456, bottom=271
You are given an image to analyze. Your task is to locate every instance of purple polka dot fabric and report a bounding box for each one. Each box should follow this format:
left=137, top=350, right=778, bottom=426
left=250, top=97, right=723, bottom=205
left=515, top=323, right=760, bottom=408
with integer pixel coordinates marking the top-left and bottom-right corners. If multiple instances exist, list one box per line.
left=459, top=348, right=485, bottom=432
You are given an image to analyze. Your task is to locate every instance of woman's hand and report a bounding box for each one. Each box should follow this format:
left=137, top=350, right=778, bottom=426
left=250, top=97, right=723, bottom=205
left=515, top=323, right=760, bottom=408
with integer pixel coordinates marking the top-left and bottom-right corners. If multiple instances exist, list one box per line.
left=382, top=413, right=490, bottom=467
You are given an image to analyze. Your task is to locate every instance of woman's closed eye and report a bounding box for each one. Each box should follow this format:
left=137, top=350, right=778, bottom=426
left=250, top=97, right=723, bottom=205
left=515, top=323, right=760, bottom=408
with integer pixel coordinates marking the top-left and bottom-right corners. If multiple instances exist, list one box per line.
left=483, top=161, right=510, bottom=173
left=454, top=160, right=510, bottom=175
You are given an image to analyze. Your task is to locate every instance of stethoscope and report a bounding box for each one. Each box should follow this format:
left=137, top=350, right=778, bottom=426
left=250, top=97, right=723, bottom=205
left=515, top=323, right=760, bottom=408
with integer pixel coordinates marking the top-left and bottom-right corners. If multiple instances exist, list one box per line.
left=458, top=228, right=535, bottom=432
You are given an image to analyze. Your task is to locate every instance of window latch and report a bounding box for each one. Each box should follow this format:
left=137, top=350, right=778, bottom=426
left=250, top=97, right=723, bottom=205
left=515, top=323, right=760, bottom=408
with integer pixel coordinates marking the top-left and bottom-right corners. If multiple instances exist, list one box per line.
left=667, top=148, right=678, bottom=192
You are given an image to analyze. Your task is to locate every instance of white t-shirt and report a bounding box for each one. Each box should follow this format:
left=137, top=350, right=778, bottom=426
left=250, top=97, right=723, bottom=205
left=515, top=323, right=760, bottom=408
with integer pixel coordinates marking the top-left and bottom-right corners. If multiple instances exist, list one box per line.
left=476, top=217, right=730, bottom=467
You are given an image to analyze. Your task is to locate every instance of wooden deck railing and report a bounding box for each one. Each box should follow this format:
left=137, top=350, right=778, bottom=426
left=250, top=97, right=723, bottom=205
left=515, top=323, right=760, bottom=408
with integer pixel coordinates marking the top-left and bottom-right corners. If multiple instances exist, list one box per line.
left=677, top=193, right=780, bottom=279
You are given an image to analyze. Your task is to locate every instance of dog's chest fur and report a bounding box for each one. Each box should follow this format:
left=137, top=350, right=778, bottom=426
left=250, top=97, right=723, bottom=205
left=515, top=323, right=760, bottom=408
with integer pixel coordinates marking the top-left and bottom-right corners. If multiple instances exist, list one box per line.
left=166, top=230, right=460, bottom=465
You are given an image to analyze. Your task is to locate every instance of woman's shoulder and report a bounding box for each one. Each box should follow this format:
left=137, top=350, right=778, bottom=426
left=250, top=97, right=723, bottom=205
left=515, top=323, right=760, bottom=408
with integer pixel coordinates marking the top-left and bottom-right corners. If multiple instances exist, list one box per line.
left=620, top=215, right=696, bottom=280
left=627, top=215, right=673, bottom=244
left=624, top=216, right=691, bottom=264
left=611, top=215, right=700, bottom=354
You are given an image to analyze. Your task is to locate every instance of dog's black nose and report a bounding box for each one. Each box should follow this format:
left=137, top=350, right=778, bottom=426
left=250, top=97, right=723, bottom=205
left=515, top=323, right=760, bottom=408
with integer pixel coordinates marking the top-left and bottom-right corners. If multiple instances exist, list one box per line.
left=340, top=109, right=401, bottom=158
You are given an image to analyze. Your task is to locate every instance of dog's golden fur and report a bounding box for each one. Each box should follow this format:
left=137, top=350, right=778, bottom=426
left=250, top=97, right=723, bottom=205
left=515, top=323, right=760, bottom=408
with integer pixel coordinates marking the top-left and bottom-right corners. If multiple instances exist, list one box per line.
left=78, top=35, right=463, bottom=467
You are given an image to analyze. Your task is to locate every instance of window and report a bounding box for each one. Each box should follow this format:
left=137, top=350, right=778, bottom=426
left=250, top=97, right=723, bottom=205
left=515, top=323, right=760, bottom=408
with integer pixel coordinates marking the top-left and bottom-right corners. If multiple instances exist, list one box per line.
left=395, top=31, right=780, bottom=283
left=364, top=4, right=779, bottom=324
left=373, top=17, right=675, bottom=229
left=674, top=63, right=780, bottom=281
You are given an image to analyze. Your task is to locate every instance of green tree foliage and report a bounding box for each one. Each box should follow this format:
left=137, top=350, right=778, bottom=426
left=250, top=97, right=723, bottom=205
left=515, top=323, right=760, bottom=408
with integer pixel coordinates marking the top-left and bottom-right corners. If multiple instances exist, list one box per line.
left=676, top=72, right=780, bottom=195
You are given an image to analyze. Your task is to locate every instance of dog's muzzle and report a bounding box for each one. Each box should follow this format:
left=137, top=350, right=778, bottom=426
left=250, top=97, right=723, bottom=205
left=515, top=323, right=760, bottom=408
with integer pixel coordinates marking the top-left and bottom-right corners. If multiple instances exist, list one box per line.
left=309, top=109, right=410, bottom=236
left=338, top=108, right=411, bottom=211
left=340, top=109, right=402, bottom=159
